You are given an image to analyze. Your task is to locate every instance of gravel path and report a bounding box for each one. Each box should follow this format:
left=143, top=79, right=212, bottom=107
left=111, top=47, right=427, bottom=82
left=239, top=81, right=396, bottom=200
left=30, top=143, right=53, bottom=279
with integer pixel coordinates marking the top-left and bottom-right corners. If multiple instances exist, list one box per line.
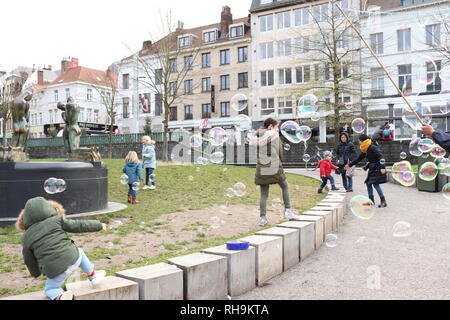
left=236, top=169, right=450, bottom=300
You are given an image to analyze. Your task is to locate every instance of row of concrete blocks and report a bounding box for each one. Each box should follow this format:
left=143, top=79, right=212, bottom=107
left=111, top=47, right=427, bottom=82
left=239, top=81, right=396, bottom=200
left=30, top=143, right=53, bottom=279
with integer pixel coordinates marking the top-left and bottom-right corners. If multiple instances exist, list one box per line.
left=3, top=189, right=347, bottom=300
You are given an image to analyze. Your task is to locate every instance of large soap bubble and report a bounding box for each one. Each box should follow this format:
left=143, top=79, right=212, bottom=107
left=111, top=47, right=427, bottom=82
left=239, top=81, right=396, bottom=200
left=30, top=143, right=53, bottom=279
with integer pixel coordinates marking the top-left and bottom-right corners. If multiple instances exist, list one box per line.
left=393, top=221, right=412, bottom=238
left=419, top=162, right=438, bottom=181
left=402, top=101, right=432, bottom=131
left=349, top=195, right=375, bottom=220
left=430, top=145, right=446, bottom=159
left=391, top=161, right=416, bottom=187
left=210, top=152, right=225, bottom=164
left=190, top=134, right=203, bottom=148
left=418, top=138, right=435, bottom=153
left=44, top=178, right=67, bottom=194
left=230, top=93, right=248, bottom=112
left=409, top=135, right=423, bottom=157
left=209, top=127, right=227, bottom=146
left=297, top=94, right=319, bottom=115
left=298, top=125, right=312, bottom=142
left=351, top=118, right=366, bottom=134
left=235, top=114, right=252, bottom=131
left=280, top=121, right=302, bottom=144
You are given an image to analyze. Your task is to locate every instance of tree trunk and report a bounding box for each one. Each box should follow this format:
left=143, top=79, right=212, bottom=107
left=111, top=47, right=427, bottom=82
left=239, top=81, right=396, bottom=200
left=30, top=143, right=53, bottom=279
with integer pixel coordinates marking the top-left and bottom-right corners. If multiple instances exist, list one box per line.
left=109, top=118, right=113, bottom=159
left=163, top=103, right=169, bottom=161
left=2, top=119, right=7, bottom=147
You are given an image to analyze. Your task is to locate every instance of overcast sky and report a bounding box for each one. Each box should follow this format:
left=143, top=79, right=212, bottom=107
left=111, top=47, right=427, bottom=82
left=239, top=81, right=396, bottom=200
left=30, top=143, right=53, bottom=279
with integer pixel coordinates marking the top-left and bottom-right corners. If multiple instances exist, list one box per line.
left=0, top=0, right=251, bottom=72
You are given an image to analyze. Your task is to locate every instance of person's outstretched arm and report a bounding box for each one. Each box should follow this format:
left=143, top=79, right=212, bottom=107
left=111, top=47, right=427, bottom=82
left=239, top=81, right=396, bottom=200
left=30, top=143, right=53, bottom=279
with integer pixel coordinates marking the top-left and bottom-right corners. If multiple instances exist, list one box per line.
left=422, top=124, right=450, bottom=153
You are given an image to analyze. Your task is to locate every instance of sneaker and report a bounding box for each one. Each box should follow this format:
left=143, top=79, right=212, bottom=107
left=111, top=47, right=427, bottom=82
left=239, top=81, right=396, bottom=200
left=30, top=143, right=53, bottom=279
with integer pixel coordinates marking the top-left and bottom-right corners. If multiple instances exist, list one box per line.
left=259, top=217, right=268, bottom=227
left=284, top=209, right=301, bottom=220
left=143, top=185, right=151, bottom=190
left=149, top=185, right=156, bottom=190
left=331, top=187, right=339, bottom=191
left=89, top=270, right=106, bottom=287
left=318, top=189, right=323, bottom=194
left=56, top=291, right=73, bottom=300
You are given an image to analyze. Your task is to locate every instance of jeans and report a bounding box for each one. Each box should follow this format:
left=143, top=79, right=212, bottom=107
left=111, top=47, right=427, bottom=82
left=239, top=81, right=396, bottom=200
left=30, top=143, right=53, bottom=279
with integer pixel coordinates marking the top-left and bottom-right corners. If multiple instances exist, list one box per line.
left=341, top=172, right=353, bottom=191
left=145, top=168, right=155, bottom=186
left=367, top=183, right=385, bottom=198
left=45, top=248, right=94, bottom=300
left=128, top=184, right=137, bottom=197
left=260, top=180, right=291, bottom=217
left=319, top=176, right=335, bottom=191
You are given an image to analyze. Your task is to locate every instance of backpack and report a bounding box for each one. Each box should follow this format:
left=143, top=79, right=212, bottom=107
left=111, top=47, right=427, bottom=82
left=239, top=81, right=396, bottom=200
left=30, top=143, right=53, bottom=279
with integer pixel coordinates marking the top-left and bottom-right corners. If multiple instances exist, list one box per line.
left=383, top=129, right=391, bottom=138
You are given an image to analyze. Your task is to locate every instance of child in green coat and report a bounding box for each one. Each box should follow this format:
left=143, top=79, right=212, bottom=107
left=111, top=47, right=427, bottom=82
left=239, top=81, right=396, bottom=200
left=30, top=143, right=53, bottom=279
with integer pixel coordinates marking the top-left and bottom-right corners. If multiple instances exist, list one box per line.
left=16, top=197, right=108, bottom=300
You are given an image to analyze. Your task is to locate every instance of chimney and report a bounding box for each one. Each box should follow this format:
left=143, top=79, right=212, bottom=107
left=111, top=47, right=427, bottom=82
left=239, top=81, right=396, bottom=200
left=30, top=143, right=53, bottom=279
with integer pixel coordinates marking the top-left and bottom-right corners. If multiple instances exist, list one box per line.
left=142, top=40, right=153, bottom=51
left=61, top=58, right=72, bottom=73
left=37, top=70, right=44, bottom=85
left=221, top=6, right=233, bottom=38
left=177, top=20, right=184, bottom=30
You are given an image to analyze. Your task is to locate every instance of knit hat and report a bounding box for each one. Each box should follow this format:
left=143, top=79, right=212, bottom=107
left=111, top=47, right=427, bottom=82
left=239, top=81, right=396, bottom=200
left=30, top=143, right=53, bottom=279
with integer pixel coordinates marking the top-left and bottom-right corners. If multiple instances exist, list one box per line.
left=323, top=151, right=333, bottom=158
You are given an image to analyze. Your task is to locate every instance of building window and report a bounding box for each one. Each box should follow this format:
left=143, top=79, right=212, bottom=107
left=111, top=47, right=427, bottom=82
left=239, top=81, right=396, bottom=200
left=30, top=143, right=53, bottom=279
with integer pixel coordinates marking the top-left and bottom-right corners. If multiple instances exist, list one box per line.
left=178, top=35, right=191, bottom=48
left=312, top=3, right=329, bottom=23
left=54, top=90, right=58, bottom=102
left=169, top=82, right=177, bottom=96
left=155, top=69, right=163, bottom=85
left=426, top=24, right=441, bottom=46
left=277, top=39, right=292, bottom=57
left=278, top=68, right=292, bottom=85
left=278, top=96, right=293, bottom=114
left=340, top=64, right=349, bottom=78
left=123, top=98, right=129, bottom=119
left=260, top=14, right=273, bottom=32
left=49, top=110, right=53, bottom=123
left=230, top=25, right=244, bottom=38
left=277, top=11, right=291, bottom=29
left=202, top=77, right=211, bottom=92
left=397, top=28, right=411, bottom=52
left=294, top=37, right=309, bottom=54
left=155, top=94, right=163, bottom=116
left=426, top=60, right=441, bottom=92
left=220, top=75, right=230, bottom=90
left=221, top=102, right=230, bottom=117
left=337, top=29, right=350, bottom=49
left=169, top=107, right=178, bottom=121
left=238, top=46, right=248, bottom=63
left=238, top=73, right=248, bottom=88
left=295, top=66, right=310, bottom=83
left=398, top=64, right=412, bottom=92
left=332, top=0, right=349, bottom=19
left=184, top=56, right=193, bottom=70
left=294, top=8, right=309, bottom=26
left=79, top=108, right=85, bottom=122
left=260, top=42, right=274, bottom=60
left=202, top=104, right=212, bottom=118
left=122, top=74, right=129, bottom=89
left=202, top=52, right=211, bottom=68
left=261, top=70, right=274, bottom=87
left=87, top=108, right=92, bottom=123
left=220, top=50, right=230, bottom=65
left=170, top=59, right=177, bottom=73
left=371, top=68, right=385, bottom=97
left=184, top=105, right=193, bottom=120
left=39, top=113, right=43, bottom=125
left=93, top=110, right=99, bottom=123
left=261, top=98, right=275, bottom=115
left=370, top=33, right=384, bottom=54
left=324, top=63, right=331, bottom=81
left=184, top=79, right=193, bottom=94
left=203, top=30, right=218, bottom=43
left=87, top=88, right=93, bottom=101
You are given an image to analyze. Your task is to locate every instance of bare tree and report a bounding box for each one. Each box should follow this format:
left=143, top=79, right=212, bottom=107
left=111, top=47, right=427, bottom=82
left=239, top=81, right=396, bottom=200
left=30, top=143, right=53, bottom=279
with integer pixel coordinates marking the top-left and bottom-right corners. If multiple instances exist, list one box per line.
left=291, top=0, right=363, bottom=148
left=132, top=10, right=201, bottom=161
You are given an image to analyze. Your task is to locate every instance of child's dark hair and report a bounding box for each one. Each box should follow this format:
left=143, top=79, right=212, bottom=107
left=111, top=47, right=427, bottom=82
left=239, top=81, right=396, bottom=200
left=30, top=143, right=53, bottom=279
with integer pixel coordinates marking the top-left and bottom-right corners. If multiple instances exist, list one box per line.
left=359, top=134, right=371, bottom=142
left=263, top=118, right=278, bottom=129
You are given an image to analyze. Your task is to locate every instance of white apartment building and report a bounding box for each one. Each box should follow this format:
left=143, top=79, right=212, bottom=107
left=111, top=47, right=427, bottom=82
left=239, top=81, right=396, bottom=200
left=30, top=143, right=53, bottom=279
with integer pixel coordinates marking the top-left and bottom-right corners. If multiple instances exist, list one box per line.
left=361, top=0, right=450, bottom=140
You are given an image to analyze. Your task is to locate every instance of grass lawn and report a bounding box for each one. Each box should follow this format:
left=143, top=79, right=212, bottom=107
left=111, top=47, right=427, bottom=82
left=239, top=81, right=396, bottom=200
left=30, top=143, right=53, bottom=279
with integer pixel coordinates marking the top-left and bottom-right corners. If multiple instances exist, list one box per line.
left=0, top=159, right=325, bottom=298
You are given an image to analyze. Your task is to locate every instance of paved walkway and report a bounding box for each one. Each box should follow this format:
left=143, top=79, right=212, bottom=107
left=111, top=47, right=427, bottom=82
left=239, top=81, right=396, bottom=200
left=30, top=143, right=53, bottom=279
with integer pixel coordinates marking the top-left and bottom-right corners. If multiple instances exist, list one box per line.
left=236, top=169, right=450, bottom=300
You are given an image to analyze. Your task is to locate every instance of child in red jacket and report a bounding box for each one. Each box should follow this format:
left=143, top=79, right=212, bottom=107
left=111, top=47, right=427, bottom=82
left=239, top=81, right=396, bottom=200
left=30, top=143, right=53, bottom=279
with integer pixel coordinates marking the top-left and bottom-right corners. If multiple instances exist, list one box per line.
left=318, top=151, right=339, bottom=194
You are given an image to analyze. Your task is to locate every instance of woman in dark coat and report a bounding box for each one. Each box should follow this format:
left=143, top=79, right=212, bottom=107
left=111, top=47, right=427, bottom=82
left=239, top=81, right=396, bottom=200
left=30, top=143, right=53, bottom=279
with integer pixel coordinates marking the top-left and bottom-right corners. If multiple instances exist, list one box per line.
left=252, top=118, right=301, bottom=227
left=336, top=132, right=356, bottom=192
left=345, top=134, right=388, bottom=208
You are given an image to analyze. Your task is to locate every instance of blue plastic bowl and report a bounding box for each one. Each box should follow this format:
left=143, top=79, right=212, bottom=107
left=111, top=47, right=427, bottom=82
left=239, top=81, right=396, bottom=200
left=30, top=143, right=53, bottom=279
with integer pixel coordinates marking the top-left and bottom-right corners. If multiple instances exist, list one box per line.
left=226, top=240, right=250, bottom=251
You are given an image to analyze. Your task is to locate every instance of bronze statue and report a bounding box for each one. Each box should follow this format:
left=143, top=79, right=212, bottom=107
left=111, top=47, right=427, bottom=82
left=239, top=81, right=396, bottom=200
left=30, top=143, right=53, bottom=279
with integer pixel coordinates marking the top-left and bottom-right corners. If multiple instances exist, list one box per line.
left=11, top=91, right=32, bottom=150
left=58, top=97, right=81, bottom=154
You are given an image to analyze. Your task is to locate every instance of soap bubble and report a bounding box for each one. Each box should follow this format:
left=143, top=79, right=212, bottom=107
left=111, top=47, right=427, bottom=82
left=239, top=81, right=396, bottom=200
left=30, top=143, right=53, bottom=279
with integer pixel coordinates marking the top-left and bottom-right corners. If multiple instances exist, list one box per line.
left=120, top=174, right=129, bottom=185
left=400, top=152, right=407, bottom=160
left=271, top=198, right=282, bottom=209
left=351, top=118, right=366, bottom=134
left=349, top=195, right=375, bottom=220
left=230, top=93, right=248, bottom=112
left=440, top=66, right=450, bottom=82
left=419, top=162, right=438, bottom=181
left=235, top=114, right=252, bottom=132
left=393, top=221, right=412, bottom=238
left=233, top=182, right=246, bottom=197
left=297, top=94, right=319, bottom=115
left=380, top=159, right=386, bottom=165
left=132, top=182, right=140, bottom=191
left=325, top=234, right=338, bottom=248
left=409, top=136, right=423, bottom=157
left=303, top=154, right=311, bottom=162
left=196, top=157, right=208, bottom=165
left=310, top=112, right=320, bottom=121
left=391, top=161, right=416, bottom=187
left=196, top=167, right=201, bottom=172
left=402, top=101, right=432, bottom=131
left=437, top=158, right=450, bottom=170
left=280, top=121, right=302, bottom=144
left=440, top=104, right=448, bottom=115
left=209, top=127, right=227, bottom=146
left=210, top=151, right=225, bottom=164
left=190, top=134, right=203, bottom=148
left=418, top=138, right=435, bottom=153
left=284, top=144, right=291, bottom=151
left=298, top=126, right=312, bottom=142
left=430, top=145, right=446, bottom=159
left=109, top=220, right=124, bottom=230
left=226, top=188, right=235, bottom=198
left=442, top=183, right=450, bottom=200
left=44, top=178, right=66, bottom=194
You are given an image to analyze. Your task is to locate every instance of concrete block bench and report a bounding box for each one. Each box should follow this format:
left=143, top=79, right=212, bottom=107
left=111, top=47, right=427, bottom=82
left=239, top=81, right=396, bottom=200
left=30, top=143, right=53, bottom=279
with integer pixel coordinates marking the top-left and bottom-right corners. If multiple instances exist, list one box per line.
left=66, top=276, right=139, bottom=300
left=238, top=235, right=282, bottom=286
left=321, top=197, right=347, bottom=213
left=302, top=210, right=333, bottom=235
left=202, top=244, right=256, bottom=297
left=317, top=201, right=345, bottom=227
left=275, top=221, right=315, bottom=261
left=0, top=291, right=49, bottom=300
left=311, top=205, right=339, bottom=231
left=168, top=253, right=227, bottom=300
left=116, top=263, right=183, bottom=300
left=256, top=227, right=299, bottom=271
left=282, top=215, right=324, bottom=249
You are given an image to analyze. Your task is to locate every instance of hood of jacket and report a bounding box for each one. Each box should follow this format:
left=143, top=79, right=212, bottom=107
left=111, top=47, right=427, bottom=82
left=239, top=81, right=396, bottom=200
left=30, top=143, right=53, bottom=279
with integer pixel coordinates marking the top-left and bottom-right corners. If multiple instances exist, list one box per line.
left=23, top=197, right=56, bottom=229
left=126, top=161, right=140, bottom=169
left=339, top=132, right=350, bottom=145
left=250, top=128, right=278, bottom=147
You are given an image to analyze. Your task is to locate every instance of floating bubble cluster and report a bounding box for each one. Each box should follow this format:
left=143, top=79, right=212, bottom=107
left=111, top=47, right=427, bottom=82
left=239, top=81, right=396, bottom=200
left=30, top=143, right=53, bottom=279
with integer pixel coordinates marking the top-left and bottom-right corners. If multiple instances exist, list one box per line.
left=349, top=195, right=375, bottom=220
left=351, top=118, right=366, bottom=134
left=393, top=221, right=412, bottom=238
left=391, top=161, right=416, bottom=187
left=419, top=162, right=438, bottom=181
left=44, top=178, right=67, bottom=194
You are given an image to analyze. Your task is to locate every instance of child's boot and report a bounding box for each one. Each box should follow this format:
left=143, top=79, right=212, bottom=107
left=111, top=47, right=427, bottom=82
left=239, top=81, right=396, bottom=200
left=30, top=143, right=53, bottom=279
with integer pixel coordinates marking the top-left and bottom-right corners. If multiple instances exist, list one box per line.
left=318, top=188, right=323, bottom=194
left=55, top=290, right=74, bottom=300
left=331, top=185, right=338, bottom=191
left=132, top=196, right=140, bottom=204
left=88, top=270, right=106, bottom=287
left=369, top=195, right=375, bottom=206
left=378, top=197, right=387, bottom=208
left=127, top=194, right=132, bottom=204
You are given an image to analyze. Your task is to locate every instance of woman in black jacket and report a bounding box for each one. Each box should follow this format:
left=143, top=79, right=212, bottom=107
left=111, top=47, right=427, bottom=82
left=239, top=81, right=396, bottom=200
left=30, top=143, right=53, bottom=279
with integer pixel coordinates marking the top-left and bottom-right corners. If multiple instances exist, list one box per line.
left=345, top=134, right=388, bottom=208
left=336, top=132, right=356, bottom=192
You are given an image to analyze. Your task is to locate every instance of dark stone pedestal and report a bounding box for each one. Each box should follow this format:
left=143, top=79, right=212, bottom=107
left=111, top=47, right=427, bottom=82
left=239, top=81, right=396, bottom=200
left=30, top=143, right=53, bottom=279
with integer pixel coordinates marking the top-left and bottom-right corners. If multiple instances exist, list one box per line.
left=0, top=161, right=108, bottom=222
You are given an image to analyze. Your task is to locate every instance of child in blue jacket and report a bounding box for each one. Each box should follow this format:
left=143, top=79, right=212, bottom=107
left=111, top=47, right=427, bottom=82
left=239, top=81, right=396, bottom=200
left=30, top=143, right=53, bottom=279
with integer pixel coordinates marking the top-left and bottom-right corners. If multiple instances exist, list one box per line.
left=123, top=151, right=143, bottom=204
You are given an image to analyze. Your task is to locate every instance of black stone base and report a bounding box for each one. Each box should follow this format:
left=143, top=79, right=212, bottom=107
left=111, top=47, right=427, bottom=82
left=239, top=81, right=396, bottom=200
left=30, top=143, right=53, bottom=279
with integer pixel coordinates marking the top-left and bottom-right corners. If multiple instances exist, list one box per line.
left=0, top=161, right=108, bottom=221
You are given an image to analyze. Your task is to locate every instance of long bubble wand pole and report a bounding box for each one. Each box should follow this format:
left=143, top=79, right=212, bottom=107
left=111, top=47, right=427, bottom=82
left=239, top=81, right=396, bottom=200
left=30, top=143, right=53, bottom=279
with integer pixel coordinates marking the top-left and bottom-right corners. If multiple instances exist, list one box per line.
left=337, top=5, right=426, bottom=125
